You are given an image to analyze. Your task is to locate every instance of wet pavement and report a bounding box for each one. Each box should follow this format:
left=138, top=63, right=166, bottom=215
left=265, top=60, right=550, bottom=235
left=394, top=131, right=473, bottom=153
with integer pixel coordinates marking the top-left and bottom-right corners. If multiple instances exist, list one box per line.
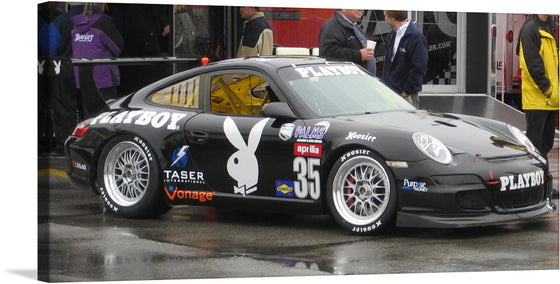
left=36, top=141, right=559, bottom=282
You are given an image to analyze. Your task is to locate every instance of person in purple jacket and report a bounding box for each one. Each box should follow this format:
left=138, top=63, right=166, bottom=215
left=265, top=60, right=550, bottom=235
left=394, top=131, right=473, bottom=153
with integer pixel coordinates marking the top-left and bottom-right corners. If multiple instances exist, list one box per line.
left=382, top=10, right=428, bottom=108
left=71, top=3, right=123, bottom=118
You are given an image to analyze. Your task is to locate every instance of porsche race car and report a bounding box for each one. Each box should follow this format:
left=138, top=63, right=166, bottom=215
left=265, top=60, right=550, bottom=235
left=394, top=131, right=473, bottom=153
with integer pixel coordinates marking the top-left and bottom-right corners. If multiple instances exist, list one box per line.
left=65, top=56, right=556, bottom=234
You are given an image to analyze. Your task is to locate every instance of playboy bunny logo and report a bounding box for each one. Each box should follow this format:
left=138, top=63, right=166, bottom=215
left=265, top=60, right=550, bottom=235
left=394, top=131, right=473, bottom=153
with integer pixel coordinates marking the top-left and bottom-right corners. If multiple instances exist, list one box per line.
left=223, top=117, right=270, bottom=196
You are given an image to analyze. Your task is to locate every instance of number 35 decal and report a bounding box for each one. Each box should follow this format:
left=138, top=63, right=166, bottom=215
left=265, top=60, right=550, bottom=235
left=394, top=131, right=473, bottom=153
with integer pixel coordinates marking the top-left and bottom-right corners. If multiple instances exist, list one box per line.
left=293, top=157, right=321, bottom=200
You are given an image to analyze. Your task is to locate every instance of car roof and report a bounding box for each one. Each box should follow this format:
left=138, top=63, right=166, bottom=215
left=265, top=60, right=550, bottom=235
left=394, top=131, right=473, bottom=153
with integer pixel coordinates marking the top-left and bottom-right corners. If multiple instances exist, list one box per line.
left=198, top=56, right=339, bottom=73
left=212, top=56, right=328, bottom=66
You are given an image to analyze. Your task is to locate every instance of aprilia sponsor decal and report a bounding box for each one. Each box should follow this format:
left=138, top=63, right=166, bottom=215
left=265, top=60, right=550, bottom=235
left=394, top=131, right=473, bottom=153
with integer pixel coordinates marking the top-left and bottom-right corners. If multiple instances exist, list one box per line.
left=294, top=143, right=322, bottom=157
left=500, top=170, right=545, bottom=191
left=90, top=110, right=187, bottom=130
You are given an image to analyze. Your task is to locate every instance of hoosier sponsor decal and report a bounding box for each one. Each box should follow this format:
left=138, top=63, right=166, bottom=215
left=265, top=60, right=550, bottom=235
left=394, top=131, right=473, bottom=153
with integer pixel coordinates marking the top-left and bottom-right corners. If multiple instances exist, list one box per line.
left=500, top=170, right=545, bottom=191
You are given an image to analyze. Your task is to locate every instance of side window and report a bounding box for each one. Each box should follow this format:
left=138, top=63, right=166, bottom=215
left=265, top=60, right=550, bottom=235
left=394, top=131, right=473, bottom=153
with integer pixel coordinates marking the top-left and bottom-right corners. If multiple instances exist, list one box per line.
left=210, top=73, right=276, bottom=115
left=149, top=75, right=200, bottom=109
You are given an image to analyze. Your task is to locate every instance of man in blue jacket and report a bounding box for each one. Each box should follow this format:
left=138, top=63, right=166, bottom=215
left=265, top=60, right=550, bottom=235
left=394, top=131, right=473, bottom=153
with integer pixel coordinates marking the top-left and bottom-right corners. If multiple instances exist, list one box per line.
left=382, top=10, right=428, bottom=108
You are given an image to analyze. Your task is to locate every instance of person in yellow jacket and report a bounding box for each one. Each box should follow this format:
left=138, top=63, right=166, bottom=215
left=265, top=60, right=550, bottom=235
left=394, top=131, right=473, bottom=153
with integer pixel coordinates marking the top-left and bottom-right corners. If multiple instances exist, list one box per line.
left=517, top=14, right=559, bottom=159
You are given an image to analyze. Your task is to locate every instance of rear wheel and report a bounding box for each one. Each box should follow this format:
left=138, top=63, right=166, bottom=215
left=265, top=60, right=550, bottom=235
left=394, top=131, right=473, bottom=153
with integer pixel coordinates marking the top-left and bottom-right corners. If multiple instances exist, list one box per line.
left=98, top=135, right=170, bottom=217
left=326, top=150, right=397, bottom=234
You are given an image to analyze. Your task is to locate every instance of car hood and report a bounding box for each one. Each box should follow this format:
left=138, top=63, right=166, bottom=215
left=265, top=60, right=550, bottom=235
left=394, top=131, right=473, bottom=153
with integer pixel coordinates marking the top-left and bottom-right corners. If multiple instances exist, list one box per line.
left=333, top=110, right=529, bottom=160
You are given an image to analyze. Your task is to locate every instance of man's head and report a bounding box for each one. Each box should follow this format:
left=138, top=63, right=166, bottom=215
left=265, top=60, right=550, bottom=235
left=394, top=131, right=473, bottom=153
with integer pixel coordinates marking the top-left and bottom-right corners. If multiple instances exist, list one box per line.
left=339, top=9, right=363, bottom=24
left=240, top=7, right=259, bottom=20
left=384, top=10, right=408, bottom=29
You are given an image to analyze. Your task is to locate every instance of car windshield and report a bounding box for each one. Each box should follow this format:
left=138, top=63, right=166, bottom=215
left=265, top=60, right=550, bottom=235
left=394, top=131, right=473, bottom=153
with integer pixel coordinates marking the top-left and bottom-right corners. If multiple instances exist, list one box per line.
left=278, top=64, right=415, bottom=117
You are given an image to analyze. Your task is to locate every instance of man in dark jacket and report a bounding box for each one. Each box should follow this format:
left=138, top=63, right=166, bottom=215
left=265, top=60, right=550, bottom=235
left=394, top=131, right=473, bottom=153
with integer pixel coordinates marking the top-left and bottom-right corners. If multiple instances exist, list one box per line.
left=382, top=10, right=428, bottom=107
left=71, top=3, right=124, bottom=118
left=319, top=9, right=376, bottom=74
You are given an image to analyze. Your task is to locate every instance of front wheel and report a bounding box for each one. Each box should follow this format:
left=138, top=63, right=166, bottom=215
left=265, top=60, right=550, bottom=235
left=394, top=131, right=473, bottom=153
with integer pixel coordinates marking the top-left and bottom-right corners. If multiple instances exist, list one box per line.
left=326, top=150, right=397, bottom=234
left=97, top=135, right=170, bottom=218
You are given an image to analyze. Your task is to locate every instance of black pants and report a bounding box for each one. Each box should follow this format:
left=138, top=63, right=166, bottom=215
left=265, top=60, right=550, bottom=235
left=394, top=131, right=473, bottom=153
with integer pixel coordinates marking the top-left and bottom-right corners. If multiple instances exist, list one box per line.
left=525, top=110, right=558, bottom=157
left=38, top=57, right=79, bottom=153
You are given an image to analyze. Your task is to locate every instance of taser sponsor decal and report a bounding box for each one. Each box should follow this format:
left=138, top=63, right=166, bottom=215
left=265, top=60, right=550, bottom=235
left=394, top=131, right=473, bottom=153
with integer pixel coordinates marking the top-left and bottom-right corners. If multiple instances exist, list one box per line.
left=90, top=110, right=188, bottom=130
left=500, top=170, right=545, bottom=191
left=164, top=145, right=205, bottom=184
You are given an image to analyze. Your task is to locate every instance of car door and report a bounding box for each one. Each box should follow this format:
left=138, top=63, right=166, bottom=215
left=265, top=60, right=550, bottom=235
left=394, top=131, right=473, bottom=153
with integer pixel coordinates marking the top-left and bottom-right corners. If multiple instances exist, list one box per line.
left=184, top=70, right=305, bottom=202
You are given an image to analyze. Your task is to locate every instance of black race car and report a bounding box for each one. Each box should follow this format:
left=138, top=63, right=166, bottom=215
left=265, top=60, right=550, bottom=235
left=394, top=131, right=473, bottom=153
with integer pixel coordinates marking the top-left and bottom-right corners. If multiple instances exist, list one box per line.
left=65, top=57, right=556, bottom=234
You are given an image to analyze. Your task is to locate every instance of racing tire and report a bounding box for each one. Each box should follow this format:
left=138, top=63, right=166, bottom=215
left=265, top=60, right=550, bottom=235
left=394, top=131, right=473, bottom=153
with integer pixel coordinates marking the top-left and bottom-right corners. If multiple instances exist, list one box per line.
left=326, top=149, right=397, bottom=235
left=97, top=135, right=170, bottom=218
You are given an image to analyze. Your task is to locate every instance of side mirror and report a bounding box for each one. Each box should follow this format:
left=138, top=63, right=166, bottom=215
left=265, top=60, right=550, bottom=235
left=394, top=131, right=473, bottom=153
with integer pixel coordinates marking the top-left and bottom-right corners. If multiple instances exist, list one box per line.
left=261, top=102, right=298, bottom=120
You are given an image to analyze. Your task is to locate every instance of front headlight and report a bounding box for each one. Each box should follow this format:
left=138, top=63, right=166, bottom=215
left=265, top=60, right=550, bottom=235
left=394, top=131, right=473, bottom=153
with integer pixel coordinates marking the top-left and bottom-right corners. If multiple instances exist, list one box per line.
left=507, top=124, right=538, bottom=154
left=412, top=132, right=453, bottom=164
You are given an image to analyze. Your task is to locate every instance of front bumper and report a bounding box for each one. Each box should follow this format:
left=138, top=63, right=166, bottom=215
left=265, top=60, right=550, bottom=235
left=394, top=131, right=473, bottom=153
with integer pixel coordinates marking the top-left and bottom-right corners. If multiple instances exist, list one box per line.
left=392, top=153, right=555, bottom=228
left=396, top=198, right=555, bottom=228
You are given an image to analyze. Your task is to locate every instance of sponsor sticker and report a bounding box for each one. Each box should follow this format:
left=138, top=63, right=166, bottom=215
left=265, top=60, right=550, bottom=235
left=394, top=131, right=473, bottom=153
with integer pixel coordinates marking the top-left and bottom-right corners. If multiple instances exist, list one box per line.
left=293, top=65, right=367, bottom=78
left=164, top=145, right=205, bottom=184
left=90, top=110, right=188, bottom=130
left=165, top=186, right=215, bottom=202
left=275, top=180, right=295, bottom=197
left=171, top=146, right=190, bottom=168
left=345, top=131, right=377, bottom=142
left=402, top=179, right=428, bottom=192
left=294, top=143, right=322, bottom=157
left=499, top=170, right=545, bottom=191
left=279, top=123, right=295, bottom=141
left=352, top=220, right=382, bottom=233
left=72, top=160, right=87, bottom=171
left=340, top=149, right=371, bottom=162
left=163, top=170, right=205, bottom=184
left=224, top=117, right=270, bottom=196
